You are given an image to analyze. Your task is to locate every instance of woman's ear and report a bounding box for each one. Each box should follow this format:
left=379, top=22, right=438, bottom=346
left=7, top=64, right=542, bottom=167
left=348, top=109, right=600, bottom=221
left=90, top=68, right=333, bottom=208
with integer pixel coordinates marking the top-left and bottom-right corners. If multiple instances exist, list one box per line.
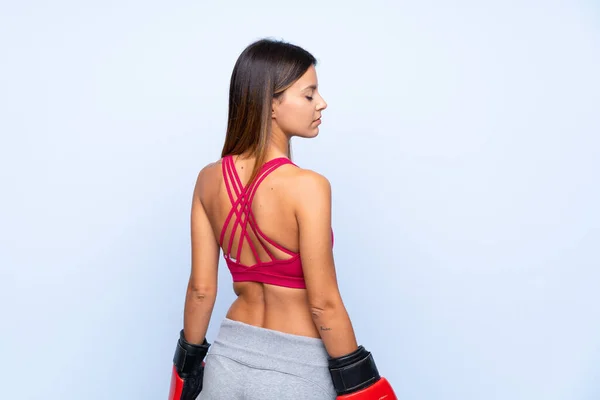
left=271, top=99, right=278, bottom=118
left=272, top=93, right=284, bottom=118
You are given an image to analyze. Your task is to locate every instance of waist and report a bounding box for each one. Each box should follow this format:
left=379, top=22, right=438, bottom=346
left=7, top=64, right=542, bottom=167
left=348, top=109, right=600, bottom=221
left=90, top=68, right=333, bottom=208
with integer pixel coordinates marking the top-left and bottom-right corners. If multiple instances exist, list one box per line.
left=227, top=294, right=320, bottom=338
left=209, top=318, right=330, bottom=370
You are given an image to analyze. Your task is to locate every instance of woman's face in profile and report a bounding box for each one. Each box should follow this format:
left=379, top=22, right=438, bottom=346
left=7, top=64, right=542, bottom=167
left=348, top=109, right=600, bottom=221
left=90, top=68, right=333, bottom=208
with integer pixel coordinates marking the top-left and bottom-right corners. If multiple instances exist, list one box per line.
left=272, top=65, right=328, bottom=139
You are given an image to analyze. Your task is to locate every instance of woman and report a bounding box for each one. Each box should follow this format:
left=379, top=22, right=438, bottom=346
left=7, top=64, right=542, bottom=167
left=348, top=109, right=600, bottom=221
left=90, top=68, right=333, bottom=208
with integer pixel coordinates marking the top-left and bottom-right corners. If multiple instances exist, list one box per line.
left=168, top=38, right=396, bottom=400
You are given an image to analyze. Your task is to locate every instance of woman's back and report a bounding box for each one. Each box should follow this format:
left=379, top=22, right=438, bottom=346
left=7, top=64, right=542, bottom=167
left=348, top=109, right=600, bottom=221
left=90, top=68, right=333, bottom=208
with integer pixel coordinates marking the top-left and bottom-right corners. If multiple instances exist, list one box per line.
left=197, top=154, right=322, bottom=338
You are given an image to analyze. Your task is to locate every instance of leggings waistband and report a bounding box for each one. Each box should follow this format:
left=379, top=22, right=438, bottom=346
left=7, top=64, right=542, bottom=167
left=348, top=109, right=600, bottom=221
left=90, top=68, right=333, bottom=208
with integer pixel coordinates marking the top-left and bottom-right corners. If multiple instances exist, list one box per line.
left=208, top=318, right=330, bottom=371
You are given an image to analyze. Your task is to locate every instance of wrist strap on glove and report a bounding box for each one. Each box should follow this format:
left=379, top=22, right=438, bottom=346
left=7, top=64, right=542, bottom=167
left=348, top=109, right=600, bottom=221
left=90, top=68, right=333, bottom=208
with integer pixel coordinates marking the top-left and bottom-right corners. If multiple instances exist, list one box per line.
left=328, top=345, right=381, bottom=395
left=173, top=330, right=210, bottom=378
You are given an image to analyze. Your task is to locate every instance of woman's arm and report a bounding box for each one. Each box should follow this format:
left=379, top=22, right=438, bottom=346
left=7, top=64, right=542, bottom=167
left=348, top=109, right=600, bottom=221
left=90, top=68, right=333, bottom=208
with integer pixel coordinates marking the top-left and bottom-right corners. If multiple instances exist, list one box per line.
left=182, top=168, right=220, bottom=344
left=293, top=170, right=358, bottom=358
left=293, top=171, right=398, bottom=399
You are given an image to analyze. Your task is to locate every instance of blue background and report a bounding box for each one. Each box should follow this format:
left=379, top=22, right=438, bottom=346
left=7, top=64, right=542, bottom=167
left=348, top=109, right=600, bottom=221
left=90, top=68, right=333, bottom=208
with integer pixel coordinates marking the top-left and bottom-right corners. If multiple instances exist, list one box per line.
left=1, top=1, right=599, bottom=399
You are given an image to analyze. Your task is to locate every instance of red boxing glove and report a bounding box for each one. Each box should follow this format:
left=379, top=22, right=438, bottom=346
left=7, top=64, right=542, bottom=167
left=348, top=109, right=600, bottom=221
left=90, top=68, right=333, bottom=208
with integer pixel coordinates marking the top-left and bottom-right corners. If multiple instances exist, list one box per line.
left=335, top=377, right=396, bottom=399
left=168, top=330, right=210, bottom=400
left=328, top=346, right=398, bottom=400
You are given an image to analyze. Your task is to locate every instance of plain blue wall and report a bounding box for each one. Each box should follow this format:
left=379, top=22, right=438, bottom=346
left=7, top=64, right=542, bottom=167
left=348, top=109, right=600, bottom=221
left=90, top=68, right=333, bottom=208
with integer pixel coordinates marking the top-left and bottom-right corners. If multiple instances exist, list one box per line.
left=1, top=1, right=599, bottom=399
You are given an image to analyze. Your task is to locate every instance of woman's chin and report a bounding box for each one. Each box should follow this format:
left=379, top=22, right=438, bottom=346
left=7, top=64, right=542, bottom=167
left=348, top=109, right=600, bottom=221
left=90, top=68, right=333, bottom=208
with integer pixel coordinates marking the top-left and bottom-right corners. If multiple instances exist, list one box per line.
left=293, top=128, right=320, bottom=139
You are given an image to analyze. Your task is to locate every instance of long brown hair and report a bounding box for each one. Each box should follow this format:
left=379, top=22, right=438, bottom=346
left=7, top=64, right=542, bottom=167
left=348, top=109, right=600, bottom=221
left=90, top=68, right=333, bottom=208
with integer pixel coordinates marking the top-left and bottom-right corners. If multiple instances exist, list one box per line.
left=221, top=38, right=317, bottom=184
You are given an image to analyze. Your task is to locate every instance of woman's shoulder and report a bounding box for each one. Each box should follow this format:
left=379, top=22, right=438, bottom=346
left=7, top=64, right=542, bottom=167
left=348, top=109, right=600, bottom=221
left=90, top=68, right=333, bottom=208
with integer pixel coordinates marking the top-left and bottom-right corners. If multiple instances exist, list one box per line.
left=284, top=165, right=331, bottom=201
left=285, top=166, right=333, bottom=222
left=289, top=166, right=330, bottom=188
left=193, top=158, right=225, bottom=194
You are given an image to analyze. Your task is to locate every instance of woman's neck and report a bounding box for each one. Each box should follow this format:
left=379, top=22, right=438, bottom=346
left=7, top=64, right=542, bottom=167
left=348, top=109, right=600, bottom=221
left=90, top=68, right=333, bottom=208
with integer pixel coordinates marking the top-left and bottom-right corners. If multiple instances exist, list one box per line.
left=265, top=130, right=291, bottom=160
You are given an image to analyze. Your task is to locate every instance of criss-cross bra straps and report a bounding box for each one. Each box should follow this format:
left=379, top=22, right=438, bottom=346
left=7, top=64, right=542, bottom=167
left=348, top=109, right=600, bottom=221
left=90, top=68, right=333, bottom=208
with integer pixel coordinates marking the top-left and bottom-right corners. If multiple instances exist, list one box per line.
left=220, top=156, right=297, bottom=264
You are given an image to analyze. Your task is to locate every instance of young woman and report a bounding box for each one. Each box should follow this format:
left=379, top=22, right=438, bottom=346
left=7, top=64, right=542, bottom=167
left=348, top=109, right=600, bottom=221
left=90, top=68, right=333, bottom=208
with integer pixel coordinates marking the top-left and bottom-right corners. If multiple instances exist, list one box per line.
left=168, top=38, right=396, bottom=400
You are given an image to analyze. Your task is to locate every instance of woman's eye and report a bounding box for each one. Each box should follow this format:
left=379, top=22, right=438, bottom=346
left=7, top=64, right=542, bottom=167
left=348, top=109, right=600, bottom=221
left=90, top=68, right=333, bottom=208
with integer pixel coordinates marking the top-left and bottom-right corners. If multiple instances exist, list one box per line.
left=306, top=96, right=313, bottom=101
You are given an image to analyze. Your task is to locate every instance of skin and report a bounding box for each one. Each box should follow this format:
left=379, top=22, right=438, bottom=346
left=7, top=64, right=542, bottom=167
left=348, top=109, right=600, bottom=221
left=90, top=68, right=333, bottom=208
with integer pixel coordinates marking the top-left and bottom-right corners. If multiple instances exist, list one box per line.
left=183, top=66, right=358, bottom=357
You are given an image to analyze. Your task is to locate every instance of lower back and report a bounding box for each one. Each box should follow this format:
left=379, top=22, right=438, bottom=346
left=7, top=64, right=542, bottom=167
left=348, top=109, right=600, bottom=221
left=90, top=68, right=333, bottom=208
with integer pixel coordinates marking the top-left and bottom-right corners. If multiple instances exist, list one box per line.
left=225, top=282, right=320, bottom=338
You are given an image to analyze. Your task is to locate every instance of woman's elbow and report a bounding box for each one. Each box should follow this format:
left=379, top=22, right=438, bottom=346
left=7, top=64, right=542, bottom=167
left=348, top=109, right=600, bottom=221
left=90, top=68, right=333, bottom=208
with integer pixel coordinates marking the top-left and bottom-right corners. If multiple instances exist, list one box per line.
left=187, top=282, right=217, bottom=302
left=308, top=294, right=344, bottom=315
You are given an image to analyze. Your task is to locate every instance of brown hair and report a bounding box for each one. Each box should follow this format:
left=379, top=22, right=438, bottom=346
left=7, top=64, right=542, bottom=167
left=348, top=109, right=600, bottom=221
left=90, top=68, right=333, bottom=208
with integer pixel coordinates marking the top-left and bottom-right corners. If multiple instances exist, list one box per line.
left=221, top=38, right=317, bottom=184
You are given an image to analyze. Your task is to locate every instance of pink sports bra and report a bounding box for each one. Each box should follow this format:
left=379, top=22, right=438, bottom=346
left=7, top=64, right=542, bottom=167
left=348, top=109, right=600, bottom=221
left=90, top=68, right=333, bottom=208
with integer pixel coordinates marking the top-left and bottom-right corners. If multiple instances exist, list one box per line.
left=219, top=155, right=333, bottom=289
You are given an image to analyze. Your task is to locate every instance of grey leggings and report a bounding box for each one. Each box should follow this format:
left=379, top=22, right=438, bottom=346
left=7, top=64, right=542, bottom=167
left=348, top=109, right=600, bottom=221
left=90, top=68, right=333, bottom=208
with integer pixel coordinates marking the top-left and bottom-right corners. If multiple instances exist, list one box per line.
left=197, top=318, right=337, bottom=400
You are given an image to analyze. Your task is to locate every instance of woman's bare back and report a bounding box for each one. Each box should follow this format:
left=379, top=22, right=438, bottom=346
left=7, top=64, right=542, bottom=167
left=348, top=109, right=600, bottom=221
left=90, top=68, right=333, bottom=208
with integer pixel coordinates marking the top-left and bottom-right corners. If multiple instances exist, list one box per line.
left=196, top=155, right=320, bottom=338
